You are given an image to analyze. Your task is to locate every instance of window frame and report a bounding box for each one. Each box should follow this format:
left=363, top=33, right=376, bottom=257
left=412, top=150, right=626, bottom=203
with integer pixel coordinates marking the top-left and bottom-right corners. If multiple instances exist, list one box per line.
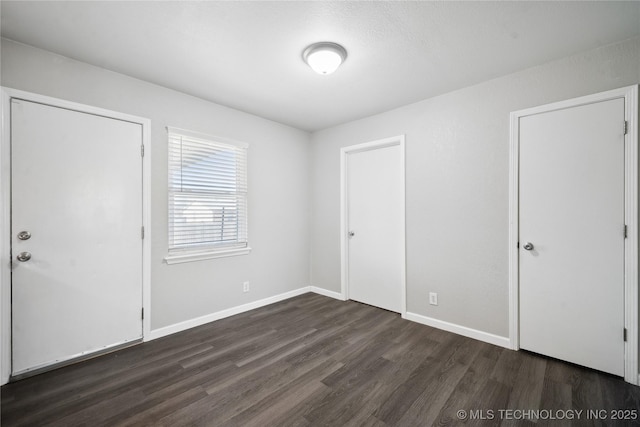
left=164, top=127, right=251, bottom=265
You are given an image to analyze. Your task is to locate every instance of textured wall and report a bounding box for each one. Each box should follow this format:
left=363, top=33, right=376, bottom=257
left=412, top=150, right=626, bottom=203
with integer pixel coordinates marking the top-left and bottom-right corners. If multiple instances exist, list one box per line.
left=310, top=36, right=640, bottom=338
left=1, top=39, right=312, bottom=331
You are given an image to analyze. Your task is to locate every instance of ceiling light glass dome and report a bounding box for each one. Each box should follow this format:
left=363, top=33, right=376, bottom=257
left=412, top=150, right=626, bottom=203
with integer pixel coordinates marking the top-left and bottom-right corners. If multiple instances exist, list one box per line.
left=302, top=42, right=347, bottom=75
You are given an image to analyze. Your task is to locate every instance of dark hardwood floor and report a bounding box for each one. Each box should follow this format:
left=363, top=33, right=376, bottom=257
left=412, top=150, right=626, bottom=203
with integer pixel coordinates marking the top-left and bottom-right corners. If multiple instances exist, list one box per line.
left=2, top=293, right=640, bottom=426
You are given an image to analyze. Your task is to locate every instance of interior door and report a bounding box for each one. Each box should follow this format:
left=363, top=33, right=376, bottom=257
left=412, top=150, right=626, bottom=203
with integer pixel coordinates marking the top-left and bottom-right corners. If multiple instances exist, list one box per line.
left=519, top=97, right=625, bottom=376
left=347, top=144, right=403, bottom=313
left=11, top=99, right=143, bottom=376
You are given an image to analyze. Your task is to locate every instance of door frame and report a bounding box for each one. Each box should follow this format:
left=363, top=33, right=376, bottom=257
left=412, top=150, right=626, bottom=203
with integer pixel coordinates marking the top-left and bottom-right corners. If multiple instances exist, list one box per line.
left=0, top=87, right=152, bottom=385
left=340, top=135, right=406, bottom=315
left=508, top=85, right=639, bottom=385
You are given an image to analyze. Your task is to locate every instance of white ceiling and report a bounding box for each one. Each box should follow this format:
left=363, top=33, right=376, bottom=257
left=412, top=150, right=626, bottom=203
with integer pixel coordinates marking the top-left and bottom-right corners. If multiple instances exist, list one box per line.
left=2, top=1, right=639, bottom=132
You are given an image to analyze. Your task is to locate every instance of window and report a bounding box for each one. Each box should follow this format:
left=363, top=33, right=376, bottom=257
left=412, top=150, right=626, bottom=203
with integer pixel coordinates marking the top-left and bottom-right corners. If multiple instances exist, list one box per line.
left=165, top=127, right=249, bottom=264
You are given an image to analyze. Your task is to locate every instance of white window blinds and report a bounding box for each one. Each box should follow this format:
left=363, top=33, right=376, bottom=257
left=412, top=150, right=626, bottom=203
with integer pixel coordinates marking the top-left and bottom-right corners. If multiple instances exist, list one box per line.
left=168, top=128, right=248, bottom=253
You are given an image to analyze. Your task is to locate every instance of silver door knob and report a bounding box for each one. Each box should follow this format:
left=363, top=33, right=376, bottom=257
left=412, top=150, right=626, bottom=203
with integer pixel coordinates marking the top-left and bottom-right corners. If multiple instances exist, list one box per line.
left=17, top=231, right=31, bottom=241
left=523, top=242, right=534, bottom=251
left=16, top=252, right=31, bottom=262
left=348, top=231, right=355, bottom=238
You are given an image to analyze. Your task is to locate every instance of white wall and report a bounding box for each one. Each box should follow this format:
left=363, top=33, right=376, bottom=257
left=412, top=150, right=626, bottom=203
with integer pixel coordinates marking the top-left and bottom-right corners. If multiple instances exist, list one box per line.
left=1, top=39, right=312, bottom=331
left=311, top=36, right=640, bottom=338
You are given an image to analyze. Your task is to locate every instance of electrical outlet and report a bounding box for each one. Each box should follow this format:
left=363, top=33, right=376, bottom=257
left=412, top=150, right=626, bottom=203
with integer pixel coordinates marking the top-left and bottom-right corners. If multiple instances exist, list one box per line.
left=243, top=281, right=250, bottom=293
left=429, top=292, right=438, bottom=306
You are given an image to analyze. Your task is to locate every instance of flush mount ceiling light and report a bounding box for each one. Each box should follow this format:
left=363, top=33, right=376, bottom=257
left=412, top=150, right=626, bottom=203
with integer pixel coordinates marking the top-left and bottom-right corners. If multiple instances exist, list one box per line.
left=302, top=42, right=347, bottom=75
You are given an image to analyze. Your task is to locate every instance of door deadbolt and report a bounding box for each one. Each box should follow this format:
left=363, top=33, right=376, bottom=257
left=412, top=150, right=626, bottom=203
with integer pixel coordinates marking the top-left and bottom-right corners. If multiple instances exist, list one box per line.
left=16, top=252, right=31, bottom=262
left=348, top=231, right=355, bottom=238
left=523, top=242, right=534, bottom=251
left=17, top=231, right=31, bottom=241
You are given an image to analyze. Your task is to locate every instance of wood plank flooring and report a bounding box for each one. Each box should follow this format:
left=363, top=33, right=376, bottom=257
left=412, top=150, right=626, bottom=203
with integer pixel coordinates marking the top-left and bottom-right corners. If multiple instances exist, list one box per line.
left=2, top=293, right=640, bottom=426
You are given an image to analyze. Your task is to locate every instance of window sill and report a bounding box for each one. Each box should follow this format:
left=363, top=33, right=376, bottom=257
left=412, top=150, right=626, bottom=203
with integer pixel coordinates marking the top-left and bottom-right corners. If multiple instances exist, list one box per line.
left=164, top=247, right=252, bottom=265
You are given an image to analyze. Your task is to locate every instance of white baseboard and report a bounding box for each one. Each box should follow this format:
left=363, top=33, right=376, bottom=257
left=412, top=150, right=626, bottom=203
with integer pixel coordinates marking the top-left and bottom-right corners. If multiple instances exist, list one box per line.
left=309, top=286, right=345, bottom=301
left=403, top=312, right=510, bottom=349
left=147, top=286, right=349, bottom=342
left=147, top=287, right=312, bottom=341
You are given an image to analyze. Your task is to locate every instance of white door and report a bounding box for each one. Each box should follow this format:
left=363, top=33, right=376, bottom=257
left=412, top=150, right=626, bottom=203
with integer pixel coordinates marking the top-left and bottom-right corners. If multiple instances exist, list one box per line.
left=11, top=99, right=143, bottom=376
left=346, top=143, right=404, bottom=313
left=519, top=97, right=625, bottom=376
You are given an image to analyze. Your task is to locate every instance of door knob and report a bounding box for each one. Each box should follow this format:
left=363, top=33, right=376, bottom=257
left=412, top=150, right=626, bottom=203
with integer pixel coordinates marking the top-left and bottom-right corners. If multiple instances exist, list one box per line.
left=16, top=252, right=31, bottom=262
left=17, top=231, right=31, bottom=241
left=523, top=242, right=534, bottom=251
left=348, top=231, right=355, bottom=238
